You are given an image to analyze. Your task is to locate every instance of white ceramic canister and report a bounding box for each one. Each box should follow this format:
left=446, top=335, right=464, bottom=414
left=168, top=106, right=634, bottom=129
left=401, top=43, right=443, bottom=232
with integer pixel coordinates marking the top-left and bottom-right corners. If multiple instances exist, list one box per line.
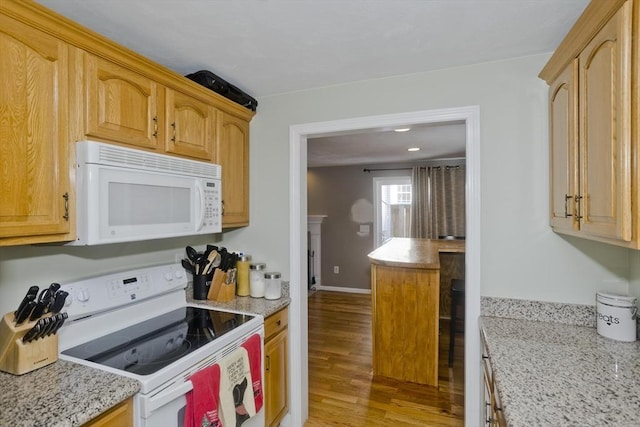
left=264, top=272, right=282, bottom=300
left=249, top=263, right=267, bottom=298
left=596, top=292, right=637, bottom=342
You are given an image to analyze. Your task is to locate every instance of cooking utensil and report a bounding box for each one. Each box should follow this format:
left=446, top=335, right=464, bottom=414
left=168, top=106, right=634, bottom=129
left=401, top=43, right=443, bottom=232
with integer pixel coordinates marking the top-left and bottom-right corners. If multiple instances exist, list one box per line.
left=203, top=250, right=221, bottom=275
left=22, top=322, right=41, bottom=343
left=14, top=286, right=39, bottom=318
left=29, top=300, right=47, bottom=322
left=50, top=312, right=68, bottom=336
left=181, top=258, right=194, bottom=274
left=15, top=300, right=35, bottom=325
left=48, top=291, right=68, bottom=314
left=186, top=246, right=199, bottom=263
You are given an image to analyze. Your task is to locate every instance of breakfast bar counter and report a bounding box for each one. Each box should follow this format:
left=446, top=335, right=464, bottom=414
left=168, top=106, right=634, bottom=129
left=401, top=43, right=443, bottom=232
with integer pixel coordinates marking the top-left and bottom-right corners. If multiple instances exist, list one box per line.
left=368, top=238, right=465, bottom=387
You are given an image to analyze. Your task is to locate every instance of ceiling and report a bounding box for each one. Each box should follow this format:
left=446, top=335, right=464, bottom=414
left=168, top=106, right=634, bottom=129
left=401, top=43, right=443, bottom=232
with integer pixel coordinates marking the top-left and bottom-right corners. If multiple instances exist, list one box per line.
left=36, top=0, right=589, bottom=167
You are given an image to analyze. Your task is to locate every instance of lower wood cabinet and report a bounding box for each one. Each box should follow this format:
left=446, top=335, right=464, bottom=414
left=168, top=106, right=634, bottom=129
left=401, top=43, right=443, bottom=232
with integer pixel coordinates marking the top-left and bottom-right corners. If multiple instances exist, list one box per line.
left=371, top=264, right=440, bottom=387
left=481, top=332, right=506, bottom=427
left=264, top=307, right=288, bottom=427
left=82, top=397, right=133, bottom=427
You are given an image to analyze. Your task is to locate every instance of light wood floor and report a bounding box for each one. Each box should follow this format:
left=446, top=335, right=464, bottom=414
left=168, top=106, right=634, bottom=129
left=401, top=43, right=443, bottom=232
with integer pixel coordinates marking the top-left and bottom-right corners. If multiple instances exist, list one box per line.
left=306, top=291, right=464, bottom=427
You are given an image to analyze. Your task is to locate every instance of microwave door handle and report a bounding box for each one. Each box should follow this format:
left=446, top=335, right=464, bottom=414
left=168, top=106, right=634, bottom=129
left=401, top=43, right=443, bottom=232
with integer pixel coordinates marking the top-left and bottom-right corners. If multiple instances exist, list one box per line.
left=195, top=181, right=205, bottom=231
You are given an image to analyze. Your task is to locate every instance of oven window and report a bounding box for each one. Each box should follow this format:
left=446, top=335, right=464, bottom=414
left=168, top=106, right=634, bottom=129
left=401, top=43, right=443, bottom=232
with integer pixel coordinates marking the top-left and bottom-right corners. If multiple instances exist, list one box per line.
left=61, top=307, right=254, bottom=375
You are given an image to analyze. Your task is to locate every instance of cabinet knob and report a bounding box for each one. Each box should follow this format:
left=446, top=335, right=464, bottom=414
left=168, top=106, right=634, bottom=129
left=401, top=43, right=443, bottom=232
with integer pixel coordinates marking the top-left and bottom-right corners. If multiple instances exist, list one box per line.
left=152, top=116, right=158, bottom=137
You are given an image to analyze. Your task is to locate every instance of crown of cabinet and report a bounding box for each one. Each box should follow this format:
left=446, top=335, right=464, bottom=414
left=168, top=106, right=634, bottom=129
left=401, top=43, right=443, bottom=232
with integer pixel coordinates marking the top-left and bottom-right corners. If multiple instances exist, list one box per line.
left=541, top=0, right=639, bottom=249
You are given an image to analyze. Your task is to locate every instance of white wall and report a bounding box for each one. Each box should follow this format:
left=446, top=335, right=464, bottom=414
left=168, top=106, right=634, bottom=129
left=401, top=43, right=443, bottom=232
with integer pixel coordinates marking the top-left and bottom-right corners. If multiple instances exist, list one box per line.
left=0, top=52, right=633, bottom=315
left=629, top=251, right=640, bottom=299
left=228, top=52, right=632, bottom=304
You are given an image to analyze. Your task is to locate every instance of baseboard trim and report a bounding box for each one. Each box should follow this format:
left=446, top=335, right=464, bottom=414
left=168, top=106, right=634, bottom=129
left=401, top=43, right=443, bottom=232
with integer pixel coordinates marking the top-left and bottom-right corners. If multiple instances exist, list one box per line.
left=315, top=285, right=371, bottom=294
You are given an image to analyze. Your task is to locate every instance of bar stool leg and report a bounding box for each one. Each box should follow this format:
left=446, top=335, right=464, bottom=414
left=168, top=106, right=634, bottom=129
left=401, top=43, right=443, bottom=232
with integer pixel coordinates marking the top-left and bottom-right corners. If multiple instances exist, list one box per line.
left=448, top=288, right=457, bottom=367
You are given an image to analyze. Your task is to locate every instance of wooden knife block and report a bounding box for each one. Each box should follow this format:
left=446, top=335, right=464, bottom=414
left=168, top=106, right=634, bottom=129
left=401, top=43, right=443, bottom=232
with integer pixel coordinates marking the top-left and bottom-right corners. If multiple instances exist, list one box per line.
left=0, top=312, right=58, bottom=375
left=207, top=269, right=236, bottom=303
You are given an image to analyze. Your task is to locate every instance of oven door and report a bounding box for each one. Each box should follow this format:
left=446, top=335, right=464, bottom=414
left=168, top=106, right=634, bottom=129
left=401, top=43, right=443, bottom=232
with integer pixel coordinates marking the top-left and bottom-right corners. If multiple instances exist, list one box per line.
left=137, top=378, right=265, bottom=427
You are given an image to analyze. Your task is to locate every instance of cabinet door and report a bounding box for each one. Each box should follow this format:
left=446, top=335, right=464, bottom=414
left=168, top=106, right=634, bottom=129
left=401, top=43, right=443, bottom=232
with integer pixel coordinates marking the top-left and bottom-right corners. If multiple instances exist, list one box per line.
left=264, top=328, right=288, bottom=427
left=165, top=89, right=215, bottom=160
left=0, top=15, right=71, bottom=243
left=85, top=54, right=160, bottom=149
left=217, top=112, right=249, bottom=227
left=578, top=2, right=632, bottom=241
left=549, top=61, right=579, bottom=232
left=83, top=398, right=133, bottom=427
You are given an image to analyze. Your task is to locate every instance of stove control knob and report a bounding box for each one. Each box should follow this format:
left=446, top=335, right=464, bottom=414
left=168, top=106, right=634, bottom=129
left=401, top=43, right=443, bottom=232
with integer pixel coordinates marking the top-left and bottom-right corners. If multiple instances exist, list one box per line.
left=77, top=289, right=90, bottom=302
left=164, top=271, right=174, bottom=281
left=175, top=269, right=184, bottom=279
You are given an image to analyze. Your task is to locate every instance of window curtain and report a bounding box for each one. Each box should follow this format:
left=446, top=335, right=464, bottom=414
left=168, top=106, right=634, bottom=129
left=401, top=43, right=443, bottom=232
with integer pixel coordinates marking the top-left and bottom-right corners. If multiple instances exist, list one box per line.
left=410, top=165, right=465, bottom=238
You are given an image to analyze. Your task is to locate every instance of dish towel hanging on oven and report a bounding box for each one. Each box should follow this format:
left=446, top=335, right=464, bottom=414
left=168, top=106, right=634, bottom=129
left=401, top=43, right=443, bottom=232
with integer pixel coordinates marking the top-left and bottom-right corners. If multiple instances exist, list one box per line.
left=185, top=333, right=263, bottom=427
left=184, top=364, right=223, bottom=427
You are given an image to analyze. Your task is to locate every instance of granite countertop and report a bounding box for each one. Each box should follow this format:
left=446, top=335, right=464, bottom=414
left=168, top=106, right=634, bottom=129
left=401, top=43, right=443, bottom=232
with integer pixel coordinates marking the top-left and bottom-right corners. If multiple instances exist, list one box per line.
left=186, top=281, right=291, bottom=318
left=0, top=359, right=140, bottom=427
left=481, top=316, right=640, bottom=426
left=368, top=237, right=465, bottom=269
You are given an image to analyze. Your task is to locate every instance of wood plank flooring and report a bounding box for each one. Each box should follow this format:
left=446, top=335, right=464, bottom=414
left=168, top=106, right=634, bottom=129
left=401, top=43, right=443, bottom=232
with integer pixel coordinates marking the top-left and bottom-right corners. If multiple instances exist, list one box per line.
left=306, top=291, right=464, bottom=427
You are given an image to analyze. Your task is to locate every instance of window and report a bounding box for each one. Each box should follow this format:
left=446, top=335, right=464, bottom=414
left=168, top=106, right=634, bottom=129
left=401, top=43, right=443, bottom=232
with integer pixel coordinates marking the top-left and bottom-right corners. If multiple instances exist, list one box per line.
left=373, top=177, right=411, bottom=248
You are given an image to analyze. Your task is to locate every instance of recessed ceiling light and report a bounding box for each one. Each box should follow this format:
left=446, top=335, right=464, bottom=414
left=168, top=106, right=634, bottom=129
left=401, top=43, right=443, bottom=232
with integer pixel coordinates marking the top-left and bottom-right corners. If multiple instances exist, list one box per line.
left=408, top=147, right=420, bottom=152
left=394, top=128, right=411, bottom=132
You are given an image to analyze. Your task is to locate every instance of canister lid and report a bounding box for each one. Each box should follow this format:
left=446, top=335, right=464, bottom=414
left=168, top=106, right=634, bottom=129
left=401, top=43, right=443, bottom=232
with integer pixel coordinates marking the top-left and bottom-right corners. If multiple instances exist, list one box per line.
left=240, top=254, right=252, bottom=262
left=596, top=291, right=637, bottom=306
left=264, top=272, right=281, bottom=279
left=250, top=263, right=266, bottom=270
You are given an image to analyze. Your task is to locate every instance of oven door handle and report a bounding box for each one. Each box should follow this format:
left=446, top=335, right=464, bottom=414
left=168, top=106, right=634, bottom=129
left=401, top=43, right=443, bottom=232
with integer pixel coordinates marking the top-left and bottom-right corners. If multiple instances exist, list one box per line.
left=144, top=380, right=194, bottom=417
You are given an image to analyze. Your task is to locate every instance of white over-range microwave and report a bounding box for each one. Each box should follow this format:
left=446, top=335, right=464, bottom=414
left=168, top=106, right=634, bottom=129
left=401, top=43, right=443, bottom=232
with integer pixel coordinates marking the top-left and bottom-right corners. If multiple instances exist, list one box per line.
left=68, top=140, right=221, bottom=246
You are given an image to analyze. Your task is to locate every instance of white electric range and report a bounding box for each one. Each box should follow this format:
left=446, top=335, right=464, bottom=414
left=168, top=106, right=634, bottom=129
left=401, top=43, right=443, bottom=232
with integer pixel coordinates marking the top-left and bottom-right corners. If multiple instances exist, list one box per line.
left=57, top=263, right=264, bottom=427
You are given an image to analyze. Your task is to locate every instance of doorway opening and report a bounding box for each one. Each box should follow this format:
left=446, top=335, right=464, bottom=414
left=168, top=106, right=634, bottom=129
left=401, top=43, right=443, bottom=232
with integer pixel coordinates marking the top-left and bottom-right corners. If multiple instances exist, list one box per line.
left=289, top=106, right=481, bottom=427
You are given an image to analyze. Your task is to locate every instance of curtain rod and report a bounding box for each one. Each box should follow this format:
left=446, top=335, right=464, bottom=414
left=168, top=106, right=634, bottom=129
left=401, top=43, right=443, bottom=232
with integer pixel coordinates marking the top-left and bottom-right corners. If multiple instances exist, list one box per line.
left=363, top=167, right=411, bottom=173
left=363, top=165, right=461, bottom=173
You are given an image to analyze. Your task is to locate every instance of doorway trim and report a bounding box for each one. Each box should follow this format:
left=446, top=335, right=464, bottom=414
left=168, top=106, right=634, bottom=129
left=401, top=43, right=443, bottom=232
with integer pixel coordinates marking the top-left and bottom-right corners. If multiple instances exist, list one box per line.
left=289, top=105, right=481, bottom=426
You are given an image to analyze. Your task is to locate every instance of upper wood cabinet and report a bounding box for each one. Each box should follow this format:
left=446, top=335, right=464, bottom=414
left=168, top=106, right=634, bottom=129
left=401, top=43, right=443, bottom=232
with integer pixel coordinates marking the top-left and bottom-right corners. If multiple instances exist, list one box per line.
left=165, top=88, right=216, bottom=160
left=217, top=112, right=250, bottom=227
left=0, top=12, right=73, bottom=245
left=549, top=62, right=578, bottom=234
left=540, top=0, right=639, bottom=249
left=85, top=54, right=161, bottom=150
left=1, top=0, right=255, bottom=245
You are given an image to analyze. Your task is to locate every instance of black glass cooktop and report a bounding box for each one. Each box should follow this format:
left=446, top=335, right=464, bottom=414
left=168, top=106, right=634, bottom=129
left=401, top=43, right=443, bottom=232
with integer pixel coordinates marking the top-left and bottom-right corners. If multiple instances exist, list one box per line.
left=62, top=307, right=254, bottom=376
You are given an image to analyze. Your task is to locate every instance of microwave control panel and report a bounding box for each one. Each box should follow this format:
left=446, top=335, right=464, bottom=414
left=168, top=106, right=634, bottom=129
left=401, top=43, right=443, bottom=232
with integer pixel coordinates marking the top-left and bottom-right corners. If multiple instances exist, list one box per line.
left=202, top=179, right=221, bottom=231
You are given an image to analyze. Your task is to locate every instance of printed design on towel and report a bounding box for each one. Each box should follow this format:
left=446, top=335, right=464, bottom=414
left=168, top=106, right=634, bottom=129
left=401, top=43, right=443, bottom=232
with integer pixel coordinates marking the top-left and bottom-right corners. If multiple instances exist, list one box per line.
left=241, top=334, right=263, bottom=411
left=219, top=348, right=256, bottom=426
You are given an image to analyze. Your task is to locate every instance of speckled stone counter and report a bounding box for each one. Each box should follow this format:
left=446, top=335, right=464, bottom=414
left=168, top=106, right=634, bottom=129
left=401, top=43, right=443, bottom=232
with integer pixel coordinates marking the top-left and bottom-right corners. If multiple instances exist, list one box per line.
left=481, top=316, right=640, bottom=426
left=186, top=281, right=291, bottom=318
left=0, top=359, right=140, bottom=427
